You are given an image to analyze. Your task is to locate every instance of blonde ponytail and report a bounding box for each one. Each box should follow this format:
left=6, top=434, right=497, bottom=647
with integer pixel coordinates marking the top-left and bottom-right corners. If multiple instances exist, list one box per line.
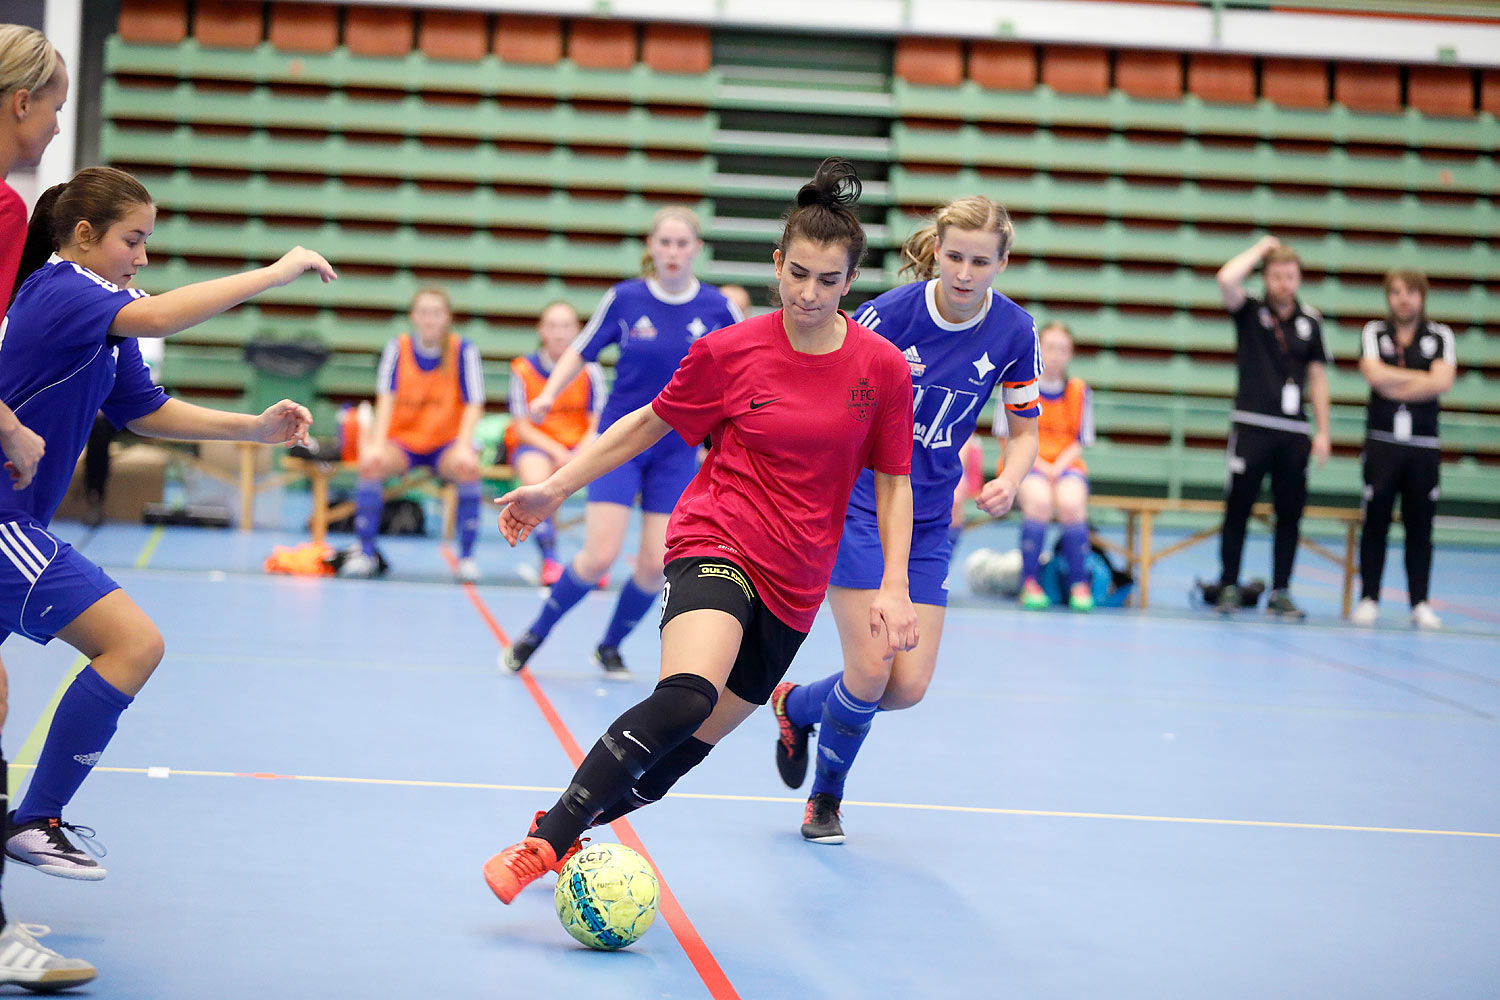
left=899, top=195, right=1013, bottom=281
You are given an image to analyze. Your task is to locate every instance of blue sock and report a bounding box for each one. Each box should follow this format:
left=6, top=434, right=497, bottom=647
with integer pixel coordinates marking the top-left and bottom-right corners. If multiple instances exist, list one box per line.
left=528, top=565, right=593, bottom=641
left=354, top=479, right=383, bottom=556
left=533, top=518, right=556, bottom=560
left=1061, top=522, right=1091, bottom=588
left=810, top=679, right=881, bottom=800
left=455, top=482, right=481, bottom=558
left=600, top=579, right=658, bottom=649
left=785, top=671, right=842, bottom=729
left=1020, top=518, right=1047, bottom=583
left=14, top=666, right=133, bottom=823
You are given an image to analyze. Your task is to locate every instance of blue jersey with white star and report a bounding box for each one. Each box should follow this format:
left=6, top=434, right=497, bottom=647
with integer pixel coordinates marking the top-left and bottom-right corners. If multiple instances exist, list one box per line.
left=0, top=257, right=168, bottom=525
left=847, top=279, right=1041, bottom=525
left=572, top=277, right=742, bottom=429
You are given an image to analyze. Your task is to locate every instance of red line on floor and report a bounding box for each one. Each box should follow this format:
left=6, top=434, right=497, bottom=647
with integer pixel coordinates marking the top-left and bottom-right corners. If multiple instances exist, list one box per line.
left=442, top=546, right=740, bottom=1000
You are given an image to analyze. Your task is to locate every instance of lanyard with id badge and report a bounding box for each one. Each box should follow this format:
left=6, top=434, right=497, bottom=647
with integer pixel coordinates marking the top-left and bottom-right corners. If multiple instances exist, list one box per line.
left=1268, top=310, right=1303, bottom=417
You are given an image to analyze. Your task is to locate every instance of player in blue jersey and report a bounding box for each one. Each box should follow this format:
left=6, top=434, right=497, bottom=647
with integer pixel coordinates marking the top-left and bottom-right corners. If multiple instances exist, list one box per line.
left=502, top=206, right=743, bottom=679
left=0, top=25, right=101, bottom=991
left=0, top=166, right=334, bottom=881
left=771, top=195, right=1042, bottom=842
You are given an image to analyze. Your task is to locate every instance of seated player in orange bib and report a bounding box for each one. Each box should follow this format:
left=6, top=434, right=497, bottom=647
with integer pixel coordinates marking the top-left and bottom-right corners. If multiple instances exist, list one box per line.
left=1002, top=321, right=1096, bottom=610
left=341, top=287, right=487, bottom=581
left=504, top=301, right=604, bottom=585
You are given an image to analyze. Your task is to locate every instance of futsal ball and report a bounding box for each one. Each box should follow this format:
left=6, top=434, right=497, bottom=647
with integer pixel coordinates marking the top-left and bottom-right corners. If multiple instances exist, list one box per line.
left=964, top=546, right=1023, bottom=597
left=554, top=843, right=659, bottom=950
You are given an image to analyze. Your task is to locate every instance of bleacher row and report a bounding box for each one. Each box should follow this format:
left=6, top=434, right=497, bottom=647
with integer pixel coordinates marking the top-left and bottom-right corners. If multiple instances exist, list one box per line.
left=100, top=1, right=1498, bottom=509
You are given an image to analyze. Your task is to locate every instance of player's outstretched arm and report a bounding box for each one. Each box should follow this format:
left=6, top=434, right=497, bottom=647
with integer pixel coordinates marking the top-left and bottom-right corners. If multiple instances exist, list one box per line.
left=110, top=247, right=337, bottom=338
left=0, top=403, right=45, bottom=490
left=127, top=397, right=312, bottom=447
left=495, top=403, right=670, bottom=545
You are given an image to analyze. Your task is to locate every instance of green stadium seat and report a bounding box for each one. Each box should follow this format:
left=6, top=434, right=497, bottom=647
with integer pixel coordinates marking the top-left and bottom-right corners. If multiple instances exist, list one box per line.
left=890, top=123, right=1494, bottom=196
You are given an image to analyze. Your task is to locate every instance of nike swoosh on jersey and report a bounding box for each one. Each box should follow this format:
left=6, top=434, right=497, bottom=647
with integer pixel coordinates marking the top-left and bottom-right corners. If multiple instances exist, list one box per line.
left=748, top=398, right=780, bottom=410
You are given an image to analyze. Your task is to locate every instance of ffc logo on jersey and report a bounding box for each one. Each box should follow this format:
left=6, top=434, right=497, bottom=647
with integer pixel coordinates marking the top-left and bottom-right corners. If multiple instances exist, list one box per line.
left=846, top=378, right=878, bottom=422
left=630, top=316, right=658, bottom=340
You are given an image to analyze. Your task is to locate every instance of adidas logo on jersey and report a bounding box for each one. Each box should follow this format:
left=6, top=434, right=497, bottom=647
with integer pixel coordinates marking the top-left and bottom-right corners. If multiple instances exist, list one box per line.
left=903, top=345, right=926, bottom=377
left=630, top=316, right=658, bottom=340
left=72, top=752, right=103, bottom=766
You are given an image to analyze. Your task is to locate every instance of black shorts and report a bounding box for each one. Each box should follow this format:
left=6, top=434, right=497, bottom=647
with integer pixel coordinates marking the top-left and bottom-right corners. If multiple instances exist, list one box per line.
left=660, top=557, right=808, bottom=706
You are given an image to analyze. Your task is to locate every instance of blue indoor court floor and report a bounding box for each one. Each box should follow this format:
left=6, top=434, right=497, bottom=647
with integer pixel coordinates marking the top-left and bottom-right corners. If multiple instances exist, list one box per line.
left=1, top=507, right=1496, bottom=999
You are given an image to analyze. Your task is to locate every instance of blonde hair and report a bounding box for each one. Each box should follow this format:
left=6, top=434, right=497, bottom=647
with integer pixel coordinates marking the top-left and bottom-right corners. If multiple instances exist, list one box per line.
left=0, top=24, right=61, bottom=100
left=639, top=205, right=701, bottom=277
left=409, top=286, right=452, bottom=312
left=1039, top=320, right=1073, bottom=344
left=899, top=195, right=1013, bottom=281
left=1264, top=246, right=1301, bottom=269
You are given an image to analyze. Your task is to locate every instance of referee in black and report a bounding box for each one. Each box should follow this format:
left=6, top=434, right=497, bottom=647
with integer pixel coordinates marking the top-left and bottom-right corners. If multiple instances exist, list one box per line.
left=1214, top=236, right=1331, bottom=619
left=1349, top=269, right=1455, bottom=630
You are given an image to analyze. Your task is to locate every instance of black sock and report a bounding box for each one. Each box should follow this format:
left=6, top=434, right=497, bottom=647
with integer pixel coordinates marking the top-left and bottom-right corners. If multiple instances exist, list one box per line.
left=593, top=737, right=715, bottom=826
left=534, top=674, right=717, bottom=856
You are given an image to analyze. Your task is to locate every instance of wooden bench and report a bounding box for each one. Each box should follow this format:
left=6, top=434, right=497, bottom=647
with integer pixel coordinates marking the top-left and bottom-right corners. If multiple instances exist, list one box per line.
left=280, top=457, right=514, bottom=544
left=1087, top=494, right=1363, bottom=616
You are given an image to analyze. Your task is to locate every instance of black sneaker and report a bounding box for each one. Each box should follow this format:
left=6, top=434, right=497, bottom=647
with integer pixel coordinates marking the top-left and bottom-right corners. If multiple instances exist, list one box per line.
left=593, top=645, right=630, bottom=680
left=1215, top=583, right=1241, bottom=616
left=800, top=793, right=845, bottom=845
left=4, top=813, right=107, bottom=881
left=1265, top=590, right=1307, bottom=621
left=501, top=632, right=541, bottom=673
left=771, top=682, right=814, bottom=789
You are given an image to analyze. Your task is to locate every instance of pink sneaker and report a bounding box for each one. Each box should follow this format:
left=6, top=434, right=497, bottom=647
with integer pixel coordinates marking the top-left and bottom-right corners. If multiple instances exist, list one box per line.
left=483, top=836, right=558, bottom=904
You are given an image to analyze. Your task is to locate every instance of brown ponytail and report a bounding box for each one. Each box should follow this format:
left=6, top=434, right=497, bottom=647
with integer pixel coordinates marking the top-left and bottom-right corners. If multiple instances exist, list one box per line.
left=777, top=157, right=866, bottom=273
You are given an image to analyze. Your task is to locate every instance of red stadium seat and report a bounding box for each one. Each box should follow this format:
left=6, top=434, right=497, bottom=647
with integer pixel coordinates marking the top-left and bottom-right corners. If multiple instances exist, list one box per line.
left=1407, top=65, right=1474, bottom=117
left=344, top=7, right=413, bottom=58
left=420, top=11, right=488, bottom=63
left=1041, top=46, right=1109, bottom=96
left=1187, top=53, right=1255, bottom=104
left=1262, top=58, right=1329, bottom=109
left=1115, top=50, right=1183, bottom=101
left=494, top=15, right=563, bottom=65
left=641, top=24, right=710, bottom=75
left=268, top=2, right=338, bottom=54
left=895, top=38, right=964, bottom=87
left=116, top=0, right=188, bottom=45
left=1483, top=69, right=1500, bottom=115
left=968, top=41, right=1037, bottom=91
left=568, top=20, right=637, bottom=70
left=194, top=0, right=262, bottom=50
left=1334, top=62, right=1401, bottom=114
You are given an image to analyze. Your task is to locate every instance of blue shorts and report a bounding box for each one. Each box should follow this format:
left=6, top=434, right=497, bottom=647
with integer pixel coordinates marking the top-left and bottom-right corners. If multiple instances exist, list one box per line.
left=507, top=444, right=550, bottom=466
left=588, top=433, right=698, bottom=515
left=828, top=509, right=953, bottom=607
left=1025, top=467, right=1089, bottom=486
left=396, top=442, right=450, bottom=472
left=0, top=519, right=120, bottom=646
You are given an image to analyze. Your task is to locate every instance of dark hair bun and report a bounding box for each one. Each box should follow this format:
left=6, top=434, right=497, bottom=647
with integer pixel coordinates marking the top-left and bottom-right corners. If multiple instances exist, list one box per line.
left=795, top=157, right=862, bottom=210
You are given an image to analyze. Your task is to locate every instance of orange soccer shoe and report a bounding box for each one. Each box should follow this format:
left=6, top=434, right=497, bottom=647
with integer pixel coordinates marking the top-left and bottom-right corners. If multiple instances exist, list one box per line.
left=483, top=837, right=558, bottom=904
left=528, top=811, right=588, bottom=874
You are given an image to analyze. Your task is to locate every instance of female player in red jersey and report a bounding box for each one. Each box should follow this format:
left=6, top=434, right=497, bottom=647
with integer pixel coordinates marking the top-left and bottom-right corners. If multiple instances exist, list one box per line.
left=482, top=158, right=918, bottom=902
